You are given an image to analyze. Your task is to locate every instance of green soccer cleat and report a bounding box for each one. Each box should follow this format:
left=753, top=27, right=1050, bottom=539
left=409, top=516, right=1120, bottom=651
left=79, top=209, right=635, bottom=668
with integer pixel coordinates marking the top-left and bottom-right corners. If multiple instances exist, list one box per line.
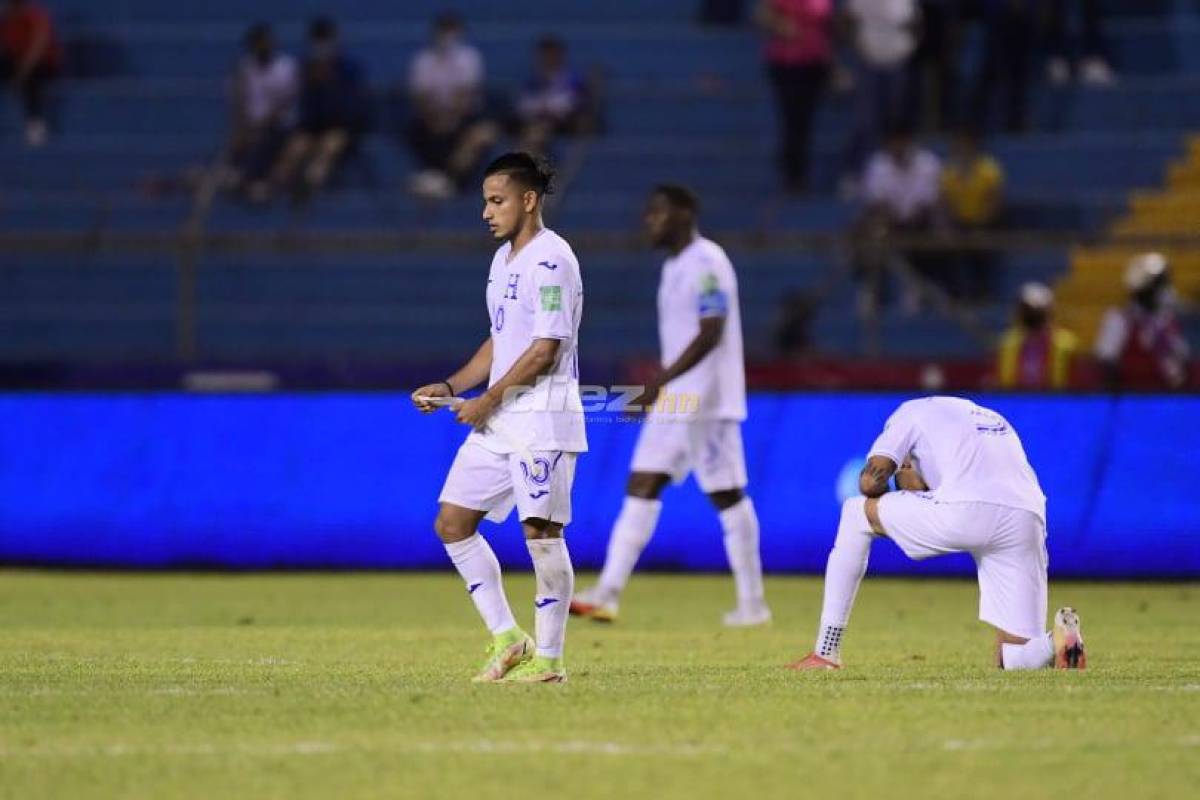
left=472, top=627, right=535, bottom=683
left=500, top=655, right=567, bottom=684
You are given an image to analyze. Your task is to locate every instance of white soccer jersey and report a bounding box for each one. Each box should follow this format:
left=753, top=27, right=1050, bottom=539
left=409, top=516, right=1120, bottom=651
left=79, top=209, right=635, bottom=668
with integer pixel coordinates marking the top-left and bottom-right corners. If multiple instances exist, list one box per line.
left=868, top=396, right=1046, bottom=521
left=466, top=228, right=587, bottom=454
left=655, top=236, right=746, bottom=421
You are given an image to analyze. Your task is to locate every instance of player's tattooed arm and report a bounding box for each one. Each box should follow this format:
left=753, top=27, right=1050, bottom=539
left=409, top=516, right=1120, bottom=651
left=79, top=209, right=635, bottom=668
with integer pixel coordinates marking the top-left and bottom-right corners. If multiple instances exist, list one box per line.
left=456, top=338, right=561, bottom=428
left=632, top=317, right=724, bottom=409
left=859, top=455, right=898, bottom=498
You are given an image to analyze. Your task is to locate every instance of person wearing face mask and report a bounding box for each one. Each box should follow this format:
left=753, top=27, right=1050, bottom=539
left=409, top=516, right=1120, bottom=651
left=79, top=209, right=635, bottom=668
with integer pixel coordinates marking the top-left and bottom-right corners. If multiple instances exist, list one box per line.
left=995, top=282, right=1078, bottom=390
left=405, top=13, right=499, bottom=199
left=1095, top=253, right=1191, bottom=390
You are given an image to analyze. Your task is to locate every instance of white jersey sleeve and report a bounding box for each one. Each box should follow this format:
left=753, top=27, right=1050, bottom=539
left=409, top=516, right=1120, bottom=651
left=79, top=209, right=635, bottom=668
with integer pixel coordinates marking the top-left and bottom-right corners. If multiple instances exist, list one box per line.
left=529, top=251, right=577, bottom=341
left=868, top=402, right=919, bottom=466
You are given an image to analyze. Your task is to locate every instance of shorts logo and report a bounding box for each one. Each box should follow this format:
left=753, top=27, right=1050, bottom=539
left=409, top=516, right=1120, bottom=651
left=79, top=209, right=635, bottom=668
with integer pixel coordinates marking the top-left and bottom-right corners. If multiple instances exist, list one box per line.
left=521, top=453, right=562, bottom=499
left=540, top=285, right=562, bottom=311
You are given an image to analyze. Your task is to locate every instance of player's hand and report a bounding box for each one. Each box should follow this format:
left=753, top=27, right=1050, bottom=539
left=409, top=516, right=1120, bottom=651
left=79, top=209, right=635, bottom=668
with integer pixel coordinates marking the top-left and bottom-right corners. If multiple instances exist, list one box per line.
left=896, top=459, right=929, bottom=492
left=411, top=382, right=451, bottom=413
left=455, top=392, right=499, bottom=430
left=628, top=375, right=664, bottom=416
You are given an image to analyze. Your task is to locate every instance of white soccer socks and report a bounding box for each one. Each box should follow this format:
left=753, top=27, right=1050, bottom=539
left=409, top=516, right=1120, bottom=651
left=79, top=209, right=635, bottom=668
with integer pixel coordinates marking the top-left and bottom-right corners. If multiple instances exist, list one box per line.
left=814, top=496, right=874, bottom=662
left=1001, top=632, right=1054, bottom=670
left=595, top=496, right=662, bottom=600
left=527, top=537, right=575, bottom=659
left=720, top=496, right=767, bottom=611
left=444, top=533, right=518, bottom=635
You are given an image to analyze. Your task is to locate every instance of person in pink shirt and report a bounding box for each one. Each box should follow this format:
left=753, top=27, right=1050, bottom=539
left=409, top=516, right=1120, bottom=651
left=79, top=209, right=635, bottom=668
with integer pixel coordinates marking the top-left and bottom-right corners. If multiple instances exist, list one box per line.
left=754, top=0, right=833, bottom=193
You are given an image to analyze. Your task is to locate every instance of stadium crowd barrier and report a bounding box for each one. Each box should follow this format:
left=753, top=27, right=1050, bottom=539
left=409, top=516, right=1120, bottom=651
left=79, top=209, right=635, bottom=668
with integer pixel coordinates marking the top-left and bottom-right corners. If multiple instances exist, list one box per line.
left=0, top=392, right=1195, bottom=578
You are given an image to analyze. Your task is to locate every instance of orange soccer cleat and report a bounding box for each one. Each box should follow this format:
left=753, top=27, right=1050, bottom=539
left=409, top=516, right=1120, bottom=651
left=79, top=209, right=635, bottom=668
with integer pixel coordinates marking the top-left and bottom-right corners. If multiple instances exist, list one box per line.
left=785, top=652, right=842, bottom=671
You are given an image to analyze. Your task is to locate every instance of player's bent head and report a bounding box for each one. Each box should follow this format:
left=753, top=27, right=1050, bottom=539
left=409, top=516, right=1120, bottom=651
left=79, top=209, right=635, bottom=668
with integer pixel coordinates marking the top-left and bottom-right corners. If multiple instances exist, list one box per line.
left=481, top=152, right=555, bottom=240
left=645, top=183, right=699, bottom=246
left=484, top=152, right=555, bottom=197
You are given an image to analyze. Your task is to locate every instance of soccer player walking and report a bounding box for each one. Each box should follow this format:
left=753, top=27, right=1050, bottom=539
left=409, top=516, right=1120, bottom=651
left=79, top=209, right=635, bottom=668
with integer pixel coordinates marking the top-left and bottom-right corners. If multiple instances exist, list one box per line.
left=571, top=185, right=770, bottom=627
left=789, top=396, right=1086, bottom=671
left=412, top=153, right=586, bottom=683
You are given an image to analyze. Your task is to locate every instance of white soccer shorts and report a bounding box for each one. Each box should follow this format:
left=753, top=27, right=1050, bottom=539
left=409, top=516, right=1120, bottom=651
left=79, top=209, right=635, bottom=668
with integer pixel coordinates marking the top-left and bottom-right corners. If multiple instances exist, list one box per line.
left=629, top=416, right=747, bottom=493
left=438, top=440, right=577, bottom=525
left=877, top=492, right=1049, bottom=640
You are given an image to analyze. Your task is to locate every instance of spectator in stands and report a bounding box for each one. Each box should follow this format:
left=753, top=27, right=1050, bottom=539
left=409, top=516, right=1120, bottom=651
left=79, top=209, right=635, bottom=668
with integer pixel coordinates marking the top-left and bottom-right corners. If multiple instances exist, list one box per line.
left=1096, top=252, right=1191, bottom=390
left=229, top=23, right=299, bottom=203
left=406, top=13, right=498, bottom=199
left=0, top=0, right=63, bottom=147
left=971, top=0, right=1035, bottom=132
left=863, top=127, right=942, bottom=229
left=1043, top=0, right=1115, bottom=87
left=513, top=36, right=592, bottom=156
left=753, top=0, right=834, bottom=194
left=271, top=17, right=368, bottom=200
left=996, top=282, right=1078, bottom=390
left=940, top=127, right=1004, bottom=302
left=839, top=0, right=919, bottom=193
left=856, top=125, right=944, bottom=313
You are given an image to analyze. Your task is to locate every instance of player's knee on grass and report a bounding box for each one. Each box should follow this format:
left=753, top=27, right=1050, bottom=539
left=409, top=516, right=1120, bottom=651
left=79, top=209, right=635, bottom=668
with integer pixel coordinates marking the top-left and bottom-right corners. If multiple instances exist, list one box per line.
left=707, top=488, right=744, bottom=511
left=626, top=471, right=670, bottom=500
left=522, top=517, right=564, bottom=540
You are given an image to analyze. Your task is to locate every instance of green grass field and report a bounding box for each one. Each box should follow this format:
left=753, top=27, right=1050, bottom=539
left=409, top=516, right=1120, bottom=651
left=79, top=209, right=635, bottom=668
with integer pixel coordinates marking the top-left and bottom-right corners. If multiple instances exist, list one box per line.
left=1, top=570, right=1197, bottom=799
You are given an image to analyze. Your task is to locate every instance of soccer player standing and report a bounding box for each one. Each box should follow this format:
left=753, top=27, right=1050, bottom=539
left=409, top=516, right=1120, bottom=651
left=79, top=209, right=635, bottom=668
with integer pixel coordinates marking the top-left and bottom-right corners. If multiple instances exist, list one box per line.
left=412, top=153, right=586, bottom=683
left=788, top=396, right=1087, bottom=671
left=571, top=185, right=770, bottom=627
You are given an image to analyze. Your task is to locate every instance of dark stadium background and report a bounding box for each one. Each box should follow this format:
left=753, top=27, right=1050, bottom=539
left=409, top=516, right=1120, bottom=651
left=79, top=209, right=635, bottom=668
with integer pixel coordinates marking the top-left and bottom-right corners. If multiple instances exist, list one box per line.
left=1, top=0, right=1196, bottom=577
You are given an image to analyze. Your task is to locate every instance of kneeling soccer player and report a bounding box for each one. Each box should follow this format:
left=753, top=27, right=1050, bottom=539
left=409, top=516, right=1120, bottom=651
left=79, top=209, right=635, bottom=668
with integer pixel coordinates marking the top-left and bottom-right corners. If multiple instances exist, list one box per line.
left=789, top=396, right=1086, bottom=671
left=412, top=153, right=586, bottom=683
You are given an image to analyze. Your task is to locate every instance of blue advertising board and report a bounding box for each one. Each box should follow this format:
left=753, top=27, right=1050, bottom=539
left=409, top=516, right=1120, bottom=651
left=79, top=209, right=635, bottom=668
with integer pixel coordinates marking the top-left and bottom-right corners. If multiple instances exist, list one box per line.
left=0, top=393, right=1195, bottom=577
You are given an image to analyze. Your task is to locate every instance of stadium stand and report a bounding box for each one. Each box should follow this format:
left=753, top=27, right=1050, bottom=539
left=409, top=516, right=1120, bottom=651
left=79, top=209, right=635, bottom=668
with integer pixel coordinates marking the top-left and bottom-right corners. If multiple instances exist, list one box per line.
left=0, top=0, right=1196, bottom=375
